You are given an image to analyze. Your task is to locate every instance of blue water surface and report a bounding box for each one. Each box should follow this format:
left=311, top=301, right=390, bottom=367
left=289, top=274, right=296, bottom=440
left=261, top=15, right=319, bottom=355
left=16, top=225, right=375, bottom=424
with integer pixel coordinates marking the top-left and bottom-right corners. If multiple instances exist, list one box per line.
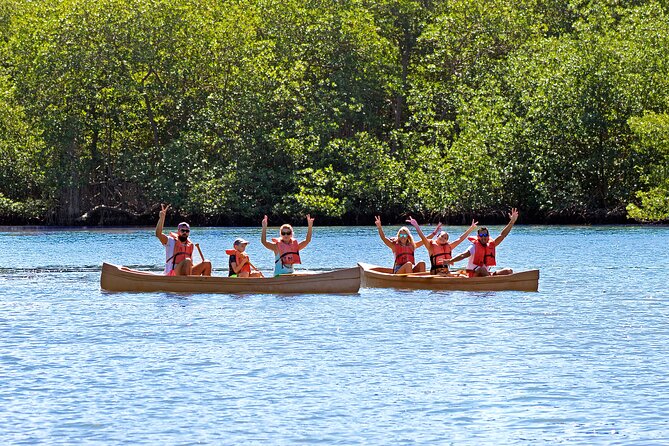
left=1, top=224, right=668, bottom=445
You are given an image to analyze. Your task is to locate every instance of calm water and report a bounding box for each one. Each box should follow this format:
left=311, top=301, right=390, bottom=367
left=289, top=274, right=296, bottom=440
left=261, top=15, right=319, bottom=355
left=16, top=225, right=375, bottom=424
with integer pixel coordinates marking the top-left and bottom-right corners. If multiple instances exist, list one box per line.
left=1, top=224, right=668, bottom=445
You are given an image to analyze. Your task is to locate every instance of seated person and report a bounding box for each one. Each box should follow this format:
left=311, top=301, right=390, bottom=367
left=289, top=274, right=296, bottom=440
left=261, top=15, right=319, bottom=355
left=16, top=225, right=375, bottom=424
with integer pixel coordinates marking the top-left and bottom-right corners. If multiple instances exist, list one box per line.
left=374, top=216, right=441, bottom=274
left=261, top=214, right=314, bottom=276
left=407, top=216, right=478, bottom=276
left=449, top=208, right=519, bottom=277
left=226, top=238, right=263, bottom=278
left=155, top=204, right=212, bottom=276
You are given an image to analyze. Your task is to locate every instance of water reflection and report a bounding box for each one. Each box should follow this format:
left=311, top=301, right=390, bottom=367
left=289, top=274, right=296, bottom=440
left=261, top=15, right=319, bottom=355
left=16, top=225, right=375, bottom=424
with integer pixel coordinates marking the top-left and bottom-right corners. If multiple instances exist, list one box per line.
left=0, top=225, right=668, bottom=444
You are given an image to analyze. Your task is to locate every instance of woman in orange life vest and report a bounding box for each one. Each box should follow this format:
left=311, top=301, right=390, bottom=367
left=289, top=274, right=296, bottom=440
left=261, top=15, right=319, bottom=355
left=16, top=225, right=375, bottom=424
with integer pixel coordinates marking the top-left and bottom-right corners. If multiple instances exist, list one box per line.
left=374, top=216, right=442, bottom=274
left=155, top=204, right=212, bottom=276
left=226, top=238, right=264, bottom=278
left=448, top=208, right=519, bottom=277
left=260, top=214, right=314, bottom=276
left=407, top=216, right=478, bottom=276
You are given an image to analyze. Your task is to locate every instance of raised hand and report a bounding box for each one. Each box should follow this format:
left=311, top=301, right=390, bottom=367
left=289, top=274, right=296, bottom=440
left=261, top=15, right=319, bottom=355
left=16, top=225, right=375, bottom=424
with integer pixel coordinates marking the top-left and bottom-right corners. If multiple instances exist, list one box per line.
left=306, top=214, right=315, bottom=226
left=406, top=216, right=419, bottom=227
left=435, top=222, right=443, bottom=233
left=469, top=219, right=479, bottom=229
left=509, top=208, right=519, bottom=223
left=262, top=215, right=268, bottom=228
left=374, top=215, right=382, bottom=228
left=159, top=203, right=170, bottom=219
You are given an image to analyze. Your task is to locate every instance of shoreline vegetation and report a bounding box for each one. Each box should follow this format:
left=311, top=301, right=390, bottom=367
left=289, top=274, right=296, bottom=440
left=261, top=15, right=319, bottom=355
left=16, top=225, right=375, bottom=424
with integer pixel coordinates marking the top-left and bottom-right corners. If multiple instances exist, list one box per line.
left=0, top=208, right=647, bottom=227
left=1, top=0, right=668, bottom=226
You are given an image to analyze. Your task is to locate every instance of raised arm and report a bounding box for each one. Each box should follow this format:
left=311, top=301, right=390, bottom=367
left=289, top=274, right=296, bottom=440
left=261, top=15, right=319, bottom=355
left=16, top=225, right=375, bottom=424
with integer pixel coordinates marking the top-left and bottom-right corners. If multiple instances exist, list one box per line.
left=414, top=221, right=442, bottom=248
left=494, top=208, right=519, bottom=246
left=426, top=222, right=443, bottom=240
left=155, top=204, right=169, bottom=245
left=260, top=215, right=277, bottom=252
left=449, top=219, right=478, bottom=249
left=375, top=216, right=396, bottom=250
left=407, top=217, right=431, bottom=253
left=298, top=214, right=315, bottom=250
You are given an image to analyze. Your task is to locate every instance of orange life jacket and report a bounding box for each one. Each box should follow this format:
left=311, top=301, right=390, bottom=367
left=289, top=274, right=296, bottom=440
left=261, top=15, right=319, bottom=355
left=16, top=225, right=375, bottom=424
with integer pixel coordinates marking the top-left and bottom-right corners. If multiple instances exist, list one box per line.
left=468, top=237, right=496, bottom=267
left=226, top=249, right=251, bottom=276
left=392, top=239, right=415, bottom=268
left=272, top=238, right=301, bottom=266
left=430, top=240, right=452, bottom=271
left=166, top=232, right=194, bottom=272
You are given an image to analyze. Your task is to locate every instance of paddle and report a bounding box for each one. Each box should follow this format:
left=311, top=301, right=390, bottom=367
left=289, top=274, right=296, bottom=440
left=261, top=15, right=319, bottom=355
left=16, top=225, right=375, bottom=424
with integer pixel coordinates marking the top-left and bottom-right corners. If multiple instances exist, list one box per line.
left=195, top=243, right=205, bottom=262
left=247, top=260, right=265, bottom=278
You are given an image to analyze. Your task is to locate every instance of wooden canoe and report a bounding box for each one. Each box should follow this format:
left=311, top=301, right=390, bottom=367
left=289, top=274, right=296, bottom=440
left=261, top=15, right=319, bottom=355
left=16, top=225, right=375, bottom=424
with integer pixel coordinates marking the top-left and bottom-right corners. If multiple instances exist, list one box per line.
left=100, top=262, right=360, bottom=294
left=359, top=263, right=539, bottom=292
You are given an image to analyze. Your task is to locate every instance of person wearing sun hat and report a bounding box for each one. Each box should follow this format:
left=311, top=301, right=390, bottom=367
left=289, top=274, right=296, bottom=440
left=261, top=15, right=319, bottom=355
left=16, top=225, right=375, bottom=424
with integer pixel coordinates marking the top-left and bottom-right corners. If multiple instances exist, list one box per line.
left=226, top=237, right=263, bottom=278
left=448, top=208, right=519, bottom=277
left=154, top=203, right=212, bottom=276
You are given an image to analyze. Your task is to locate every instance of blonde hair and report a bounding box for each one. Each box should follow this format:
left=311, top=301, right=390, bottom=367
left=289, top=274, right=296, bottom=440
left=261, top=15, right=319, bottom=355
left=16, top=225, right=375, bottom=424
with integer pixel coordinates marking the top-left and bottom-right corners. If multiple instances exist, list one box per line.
left=395, top=226, right=415, bottom=246
left=279, top=224, right=293, bottom=235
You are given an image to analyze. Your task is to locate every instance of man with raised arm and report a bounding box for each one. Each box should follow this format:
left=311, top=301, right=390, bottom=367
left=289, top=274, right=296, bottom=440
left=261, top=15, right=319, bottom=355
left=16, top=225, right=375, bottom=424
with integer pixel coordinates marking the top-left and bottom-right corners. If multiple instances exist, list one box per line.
left=155, top=204, right=212, bottom=276
left=449, top=208, right=519, bottom=277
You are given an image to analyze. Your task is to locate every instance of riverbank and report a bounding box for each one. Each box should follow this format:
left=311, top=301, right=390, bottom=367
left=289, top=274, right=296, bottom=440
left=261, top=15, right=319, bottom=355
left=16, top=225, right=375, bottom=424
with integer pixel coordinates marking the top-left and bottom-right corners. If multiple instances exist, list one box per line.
left=0, top=207, right=649, bottom=227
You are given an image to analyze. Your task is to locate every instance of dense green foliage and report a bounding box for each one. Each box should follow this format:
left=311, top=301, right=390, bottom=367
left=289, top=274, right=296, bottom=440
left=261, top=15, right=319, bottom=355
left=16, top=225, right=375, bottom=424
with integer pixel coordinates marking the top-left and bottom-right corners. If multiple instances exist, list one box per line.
left=1, top=0, right=668, bottom=224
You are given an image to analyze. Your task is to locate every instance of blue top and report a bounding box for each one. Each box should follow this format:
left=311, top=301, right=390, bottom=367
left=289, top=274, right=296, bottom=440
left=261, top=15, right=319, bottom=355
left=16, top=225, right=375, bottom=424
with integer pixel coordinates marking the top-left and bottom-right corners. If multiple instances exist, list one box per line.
left=274, top=253, right=295, bottom=276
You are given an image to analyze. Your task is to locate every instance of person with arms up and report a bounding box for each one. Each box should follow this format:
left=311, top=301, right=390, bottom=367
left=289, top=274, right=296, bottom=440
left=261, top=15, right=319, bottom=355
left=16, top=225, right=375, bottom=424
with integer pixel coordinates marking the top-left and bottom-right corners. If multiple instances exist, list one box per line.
left=261, top=214, right=314, bottom=276
left=374, top=216, right=442, bottom=274
left=449, top=208, right=519, bottom=277
left=155, top=204, right=212, bottom=276
left=407, top=217, right=478, bottom=276
left=226, top=238, right=264, bottom=278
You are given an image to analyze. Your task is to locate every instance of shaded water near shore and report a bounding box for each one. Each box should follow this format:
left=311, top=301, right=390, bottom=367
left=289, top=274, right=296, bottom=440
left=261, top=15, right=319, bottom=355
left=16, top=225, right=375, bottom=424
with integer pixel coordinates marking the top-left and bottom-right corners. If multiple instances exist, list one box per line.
left=1, top=225, right=668, bottom=444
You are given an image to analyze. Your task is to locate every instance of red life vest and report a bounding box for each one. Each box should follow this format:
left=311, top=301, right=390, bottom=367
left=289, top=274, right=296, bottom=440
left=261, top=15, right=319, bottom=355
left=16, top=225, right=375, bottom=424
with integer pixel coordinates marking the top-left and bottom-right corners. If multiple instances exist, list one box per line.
left=226, top=249, right=251, bottom=276
left=272, top=238, right=301, bottom=266
left=430, top=240, right=452, bottom=271
left=165, top=232, right=194, bottom=273
left=469, top=237, right=496, bottom=267
left=392, top=239, right=415, bottom=267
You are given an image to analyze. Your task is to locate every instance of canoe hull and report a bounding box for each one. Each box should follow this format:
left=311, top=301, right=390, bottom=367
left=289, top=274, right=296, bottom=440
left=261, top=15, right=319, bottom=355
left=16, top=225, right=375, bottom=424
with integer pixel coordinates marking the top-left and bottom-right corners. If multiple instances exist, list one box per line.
left=101, top=263, right=360, bottom=294
left=359, top=263, right=539, bottom=292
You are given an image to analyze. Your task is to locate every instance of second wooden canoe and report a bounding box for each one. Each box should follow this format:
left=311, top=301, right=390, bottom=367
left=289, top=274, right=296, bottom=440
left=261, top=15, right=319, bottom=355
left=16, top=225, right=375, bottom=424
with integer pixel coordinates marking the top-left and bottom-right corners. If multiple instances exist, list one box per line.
left=101, top=262, right=361, bottom=294
left=359, top=262, right=539, bottom=292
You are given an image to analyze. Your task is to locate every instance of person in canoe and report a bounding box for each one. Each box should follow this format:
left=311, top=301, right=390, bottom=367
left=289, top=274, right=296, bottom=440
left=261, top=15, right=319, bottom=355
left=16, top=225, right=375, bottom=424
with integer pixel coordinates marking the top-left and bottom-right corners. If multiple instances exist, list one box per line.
left=448, top=208, right=519, bottom=277
left=261, top=214, right=314, bottom=276
left=374, top=216, right=442, bottom=274
left=226, top=238, right=264, bottom=278
left=407, top=217, right=478, bottom=276
left=155, top=204, right=212, bottom=276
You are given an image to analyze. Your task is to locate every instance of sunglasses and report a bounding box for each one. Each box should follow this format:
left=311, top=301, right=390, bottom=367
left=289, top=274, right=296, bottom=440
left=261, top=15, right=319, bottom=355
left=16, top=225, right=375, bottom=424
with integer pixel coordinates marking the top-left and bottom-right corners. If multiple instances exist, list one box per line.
left=478, top=232, right=489, bottom=237
left=398, top=233, right=408, bottom=238
left=180, top=229, right=190, bottom=233
left=281, top=231, right=292, bottom=236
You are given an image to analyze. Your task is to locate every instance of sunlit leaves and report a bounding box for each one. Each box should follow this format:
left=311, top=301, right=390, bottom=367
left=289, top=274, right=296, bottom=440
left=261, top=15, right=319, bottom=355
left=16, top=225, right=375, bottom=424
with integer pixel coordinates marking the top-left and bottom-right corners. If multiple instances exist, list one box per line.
left=1, top=0, right=669, bottom=224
